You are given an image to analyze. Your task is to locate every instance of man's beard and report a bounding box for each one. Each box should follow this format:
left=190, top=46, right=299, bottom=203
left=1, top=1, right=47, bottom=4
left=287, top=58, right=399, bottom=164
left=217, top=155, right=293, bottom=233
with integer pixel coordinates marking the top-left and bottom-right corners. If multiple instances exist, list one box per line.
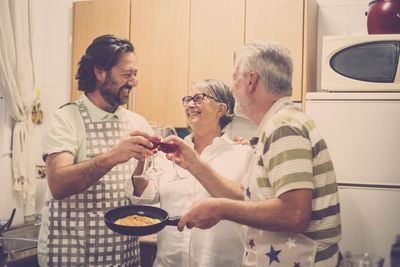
left=232, top=89, right=246, bottom=117
left=234, top=101, right=247, bottom=118
left=99, top=74, right=132, bottom=109
left=233, top=91, right=252, bottom=121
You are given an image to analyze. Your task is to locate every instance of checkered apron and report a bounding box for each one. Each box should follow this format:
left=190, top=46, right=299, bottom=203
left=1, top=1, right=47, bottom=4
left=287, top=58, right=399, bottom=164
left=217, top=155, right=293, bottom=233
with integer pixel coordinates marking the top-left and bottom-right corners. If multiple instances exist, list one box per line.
left=47, top=100, right=140, bottom=266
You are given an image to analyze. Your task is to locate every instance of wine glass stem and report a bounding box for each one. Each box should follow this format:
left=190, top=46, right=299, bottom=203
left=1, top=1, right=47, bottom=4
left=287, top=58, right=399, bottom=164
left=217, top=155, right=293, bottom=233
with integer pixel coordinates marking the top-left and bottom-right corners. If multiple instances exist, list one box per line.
left=150, top=155, right=157, bottom=170
left=140, top=157, right=150, bottom=176
left=172, top=161, right=179, bottom=177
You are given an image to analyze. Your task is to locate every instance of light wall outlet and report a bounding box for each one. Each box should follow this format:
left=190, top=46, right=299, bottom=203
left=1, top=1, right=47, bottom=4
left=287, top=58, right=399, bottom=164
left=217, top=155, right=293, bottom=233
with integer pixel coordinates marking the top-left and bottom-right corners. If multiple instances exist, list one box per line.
left=36, top=165, right=46, bottom=179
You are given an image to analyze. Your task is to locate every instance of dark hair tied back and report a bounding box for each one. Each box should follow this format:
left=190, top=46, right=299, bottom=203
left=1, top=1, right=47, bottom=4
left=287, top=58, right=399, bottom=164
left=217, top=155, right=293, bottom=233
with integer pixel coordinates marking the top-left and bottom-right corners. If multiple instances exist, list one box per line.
left=76, top=34, right=134, bottom=93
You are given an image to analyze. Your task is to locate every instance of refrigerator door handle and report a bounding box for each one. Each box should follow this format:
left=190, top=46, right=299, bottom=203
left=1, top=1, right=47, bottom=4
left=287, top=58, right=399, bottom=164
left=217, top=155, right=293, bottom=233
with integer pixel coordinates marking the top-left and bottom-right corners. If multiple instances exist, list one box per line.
left=338, top=182, right=400, bottom=190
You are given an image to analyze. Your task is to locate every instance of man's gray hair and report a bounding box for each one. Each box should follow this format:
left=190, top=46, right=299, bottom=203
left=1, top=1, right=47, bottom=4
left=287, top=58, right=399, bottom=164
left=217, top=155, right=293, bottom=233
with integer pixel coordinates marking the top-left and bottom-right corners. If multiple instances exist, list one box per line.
left=238, top=40, right=293, bottom=96
left=191, top=79, right=235, bottom=130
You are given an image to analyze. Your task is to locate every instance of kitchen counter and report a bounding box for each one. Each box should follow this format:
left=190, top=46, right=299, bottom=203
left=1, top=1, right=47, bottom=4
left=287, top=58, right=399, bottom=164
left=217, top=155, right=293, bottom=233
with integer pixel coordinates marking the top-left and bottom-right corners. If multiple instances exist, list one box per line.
left=0, top=223, right=157, bottom=267
left=0, top=222, right=40, bottom=267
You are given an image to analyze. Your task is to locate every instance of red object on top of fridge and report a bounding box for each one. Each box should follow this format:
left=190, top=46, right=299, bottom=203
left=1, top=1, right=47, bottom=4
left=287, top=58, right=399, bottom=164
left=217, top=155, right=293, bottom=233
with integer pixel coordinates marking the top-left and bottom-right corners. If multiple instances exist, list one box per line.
left=367, top=0, right=400, bottom=34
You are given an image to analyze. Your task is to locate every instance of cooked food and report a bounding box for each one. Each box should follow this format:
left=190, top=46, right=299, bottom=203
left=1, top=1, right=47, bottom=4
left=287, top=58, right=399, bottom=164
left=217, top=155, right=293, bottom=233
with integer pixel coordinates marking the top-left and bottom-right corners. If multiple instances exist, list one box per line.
left=115, top=214, right=161, bottom=226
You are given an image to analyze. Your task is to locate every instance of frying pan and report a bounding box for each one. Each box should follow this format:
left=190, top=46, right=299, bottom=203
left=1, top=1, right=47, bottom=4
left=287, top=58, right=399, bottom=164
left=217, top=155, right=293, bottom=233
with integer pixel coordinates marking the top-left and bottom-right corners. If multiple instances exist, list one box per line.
left=104, top=205, right=180, bottom=236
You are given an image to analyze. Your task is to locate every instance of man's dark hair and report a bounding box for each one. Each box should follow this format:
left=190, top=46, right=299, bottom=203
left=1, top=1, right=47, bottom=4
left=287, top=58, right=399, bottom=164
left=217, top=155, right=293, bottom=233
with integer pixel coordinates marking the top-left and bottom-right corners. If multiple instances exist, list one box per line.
left=76, top=34, right=134, bottom=93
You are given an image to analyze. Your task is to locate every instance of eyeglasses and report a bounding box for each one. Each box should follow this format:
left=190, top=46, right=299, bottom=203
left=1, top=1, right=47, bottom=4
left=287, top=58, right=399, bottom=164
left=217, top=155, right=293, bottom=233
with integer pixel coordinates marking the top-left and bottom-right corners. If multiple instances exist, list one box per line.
left=182, top=93, right=218, bottom=107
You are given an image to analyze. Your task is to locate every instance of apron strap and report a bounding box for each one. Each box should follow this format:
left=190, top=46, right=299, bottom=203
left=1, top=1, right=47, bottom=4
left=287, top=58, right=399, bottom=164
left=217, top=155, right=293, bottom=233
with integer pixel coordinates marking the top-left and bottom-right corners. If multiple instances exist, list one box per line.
left=75, top=96, right=94, bottom=128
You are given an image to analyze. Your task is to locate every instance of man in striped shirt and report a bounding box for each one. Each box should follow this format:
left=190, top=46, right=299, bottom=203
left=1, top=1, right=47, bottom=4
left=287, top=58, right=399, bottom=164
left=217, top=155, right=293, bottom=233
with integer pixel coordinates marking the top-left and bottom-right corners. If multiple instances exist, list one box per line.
left=167, top=40, right=341, bottom=267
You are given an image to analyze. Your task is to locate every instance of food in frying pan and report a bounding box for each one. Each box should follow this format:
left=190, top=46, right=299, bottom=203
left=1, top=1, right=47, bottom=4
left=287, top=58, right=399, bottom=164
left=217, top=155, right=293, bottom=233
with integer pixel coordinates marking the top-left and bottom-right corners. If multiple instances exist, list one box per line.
left=114, top=214, right=161, bottom=226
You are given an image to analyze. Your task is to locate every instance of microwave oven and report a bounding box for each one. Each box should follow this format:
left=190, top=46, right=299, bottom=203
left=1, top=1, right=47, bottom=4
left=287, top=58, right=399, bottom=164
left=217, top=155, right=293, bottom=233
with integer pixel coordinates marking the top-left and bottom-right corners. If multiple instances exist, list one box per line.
left=321, top=34, right=400, bottom=92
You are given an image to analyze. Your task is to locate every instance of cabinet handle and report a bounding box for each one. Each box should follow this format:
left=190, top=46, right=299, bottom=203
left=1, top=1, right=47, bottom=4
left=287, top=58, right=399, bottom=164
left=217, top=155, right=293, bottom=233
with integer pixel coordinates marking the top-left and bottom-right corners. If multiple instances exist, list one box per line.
left=232, top=51, right=236, bottom=69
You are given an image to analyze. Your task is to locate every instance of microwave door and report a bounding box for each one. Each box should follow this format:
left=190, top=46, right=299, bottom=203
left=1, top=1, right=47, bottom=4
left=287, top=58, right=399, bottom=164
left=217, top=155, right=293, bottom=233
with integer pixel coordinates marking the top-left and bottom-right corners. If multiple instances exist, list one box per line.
left=321, top=35, right=400, bottom=92
left=330, top=41, right=399, bottom=83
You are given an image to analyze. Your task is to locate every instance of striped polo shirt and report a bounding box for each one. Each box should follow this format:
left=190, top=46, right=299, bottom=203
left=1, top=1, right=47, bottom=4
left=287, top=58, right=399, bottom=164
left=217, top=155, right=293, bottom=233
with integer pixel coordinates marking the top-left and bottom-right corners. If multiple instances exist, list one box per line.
left=243, top=96, right=341, bottom=266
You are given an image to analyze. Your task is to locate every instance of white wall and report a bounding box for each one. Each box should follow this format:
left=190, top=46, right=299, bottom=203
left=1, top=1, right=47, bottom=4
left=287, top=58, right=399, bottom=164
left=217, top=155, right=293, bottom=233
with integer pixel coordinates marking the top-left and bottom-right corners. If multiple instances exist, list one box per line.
left=316, top=0, right=371, bottom=90
left=0, top=98, right=18, bottom=223
left=29, top=0, right=73, bottom=220
left=0, top=0, right=373, bottom=225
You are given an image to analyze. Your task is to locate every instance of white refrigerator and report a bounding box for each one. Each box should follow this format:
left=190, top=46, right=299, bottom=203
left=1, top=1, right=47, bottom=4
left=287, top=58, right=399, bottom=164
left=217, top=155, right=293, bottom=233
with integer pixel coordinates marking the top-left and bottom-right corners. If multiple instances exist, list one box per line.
left=305, top=92, right=400, bottom=266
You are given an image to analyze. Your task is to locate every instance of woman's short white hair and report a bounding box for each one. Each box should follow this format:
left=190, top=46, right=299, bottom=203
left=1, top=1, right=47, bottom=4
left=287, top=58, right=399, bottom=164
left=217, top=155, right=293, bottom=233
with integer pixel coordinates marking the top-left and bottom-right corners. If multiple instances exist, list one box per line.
left=237, top=40, right=293, bottom=96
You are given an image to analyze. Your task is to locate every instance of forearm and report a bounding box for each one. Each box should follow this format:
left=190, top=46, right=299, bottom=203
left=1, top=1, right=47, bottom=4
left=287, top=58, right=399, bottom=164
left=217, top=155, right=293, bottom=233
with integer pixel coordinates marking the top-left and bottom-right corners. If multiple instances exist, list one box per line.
left=218, top=192, right=311, bottom=232
left=47, top=150, right=120, bottom=200
left=219, top=199, right=298, bottom=231
left=189, top=158, right=244, bottom=200
left=47, top=130, right=155, bottom=200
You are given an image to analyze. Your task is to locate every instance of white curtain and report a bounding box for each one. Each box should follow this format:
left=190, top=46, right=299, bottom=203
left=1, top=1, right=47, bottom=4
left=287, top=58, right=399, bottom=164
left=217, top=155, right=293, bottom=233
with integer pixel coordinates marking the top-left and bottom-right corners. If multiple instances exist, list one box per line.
left=0, top=1, right=36, bottom=204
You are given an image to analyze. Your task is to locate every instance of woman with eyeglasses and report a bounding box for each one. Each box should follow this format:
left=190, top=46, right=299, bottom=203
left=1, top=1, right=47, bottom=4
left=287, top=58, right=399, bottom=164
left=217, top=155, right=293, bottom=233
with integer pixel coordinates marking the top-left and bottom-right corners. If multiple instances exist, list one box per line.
left=126, top=79, right=253, bottom=267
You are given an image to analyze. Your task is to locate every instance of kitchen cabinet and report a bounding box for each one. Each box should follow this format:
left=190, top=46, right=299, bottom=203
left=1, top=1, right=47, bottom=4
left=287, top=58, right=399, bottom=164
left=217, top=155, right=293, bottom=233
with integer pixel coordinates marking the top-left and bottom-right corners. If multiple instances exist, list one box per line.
left=71, top=0, right=189, bottom=126
left=70, top=0, right=132, bottom=108
left=188, top=0, right=317, bottom=104
left=245, top=0, right=318, bottom=103
left=189, top=0, right=244, bottom=86
left=130, top=0, right=190, bottom=127
left=71, top=0, right=317, bottom=126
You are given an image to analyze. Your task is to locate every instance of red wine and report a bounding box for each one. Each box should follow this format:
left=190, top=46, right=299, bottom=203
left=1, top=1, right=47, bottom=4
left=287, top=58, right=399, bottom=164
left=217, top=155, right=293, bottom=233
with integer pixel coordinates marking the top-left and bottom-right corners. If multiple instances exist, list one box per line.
left=140, top=137, right=160, bottom=150
left=158, top=142, right=179, bottom=153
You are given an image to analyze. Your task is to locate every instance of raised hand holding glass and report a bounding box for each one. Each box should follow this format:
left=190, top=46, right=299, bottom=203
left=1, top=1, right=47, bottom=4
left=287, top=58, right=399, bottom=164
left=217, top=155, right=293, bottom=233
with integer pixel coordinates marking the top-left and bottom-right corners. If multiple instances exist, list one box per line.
left=156, top=126, right=186, bottom=181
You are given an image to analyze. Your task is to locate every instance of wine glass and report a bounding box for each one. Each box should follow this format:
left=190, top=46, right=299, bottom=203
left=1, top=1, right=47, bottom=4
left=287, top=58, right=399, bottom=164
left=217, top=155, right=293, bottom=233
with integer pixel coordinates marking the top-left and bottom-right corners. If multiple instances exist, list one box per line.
left=142, top=125, right=164, bottom=177
left=157, top=126, right=186, bottom=181
left=135, top=123, right=162, bottom=179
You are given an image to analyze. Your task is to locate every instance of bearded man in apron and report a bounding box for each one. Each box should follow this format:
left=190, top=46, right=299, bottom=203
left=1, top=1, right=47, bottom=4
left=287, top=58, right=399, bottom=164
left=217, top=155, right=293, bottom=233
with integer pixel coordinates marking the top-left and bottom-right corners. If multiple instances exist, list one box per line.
left=38, top=35, right=154, bottom=266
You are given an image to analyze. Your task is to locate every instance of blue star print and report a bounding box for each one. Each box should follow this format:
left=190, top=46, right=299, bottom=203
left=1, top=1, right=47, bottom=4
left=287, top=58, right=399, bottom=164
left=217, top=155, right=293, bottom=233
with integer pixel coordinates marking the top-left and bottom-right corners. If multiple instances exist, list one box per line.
left=293, top=262, right=301, bottom=267
left=246, top=187, right=251, bottom=199
left=266, top=245, right=281, bottom=264
left=249, top=239, right=255, bottom=248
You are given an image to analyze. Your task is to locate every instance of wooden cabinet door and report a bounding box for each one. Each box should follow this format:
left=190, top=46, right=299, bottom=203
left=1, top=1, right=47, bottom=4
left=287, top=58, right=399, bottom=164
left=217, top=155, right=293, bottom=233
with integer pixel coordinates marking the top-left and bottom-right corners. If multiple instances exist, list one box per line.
left=302, top=0, right=318, bottom=108
left=130, top=0, right=190, bottom=127
left=245, top=0, right=305, bottom=102
left=70, top=0, right=131, bottom=106
left=189, top=0, right=245, bottom=87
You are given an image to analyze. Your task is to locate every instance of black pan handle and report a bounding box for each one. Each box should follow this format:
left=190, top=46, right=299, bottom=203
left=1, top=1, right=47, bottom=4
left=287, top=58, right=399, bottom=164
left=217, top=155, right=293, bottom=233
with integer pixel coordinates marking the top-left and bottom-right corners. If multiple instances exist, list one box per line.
left=3, top=208, right=16, bottom=232
left=166, top=216, right=181, bottom=226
